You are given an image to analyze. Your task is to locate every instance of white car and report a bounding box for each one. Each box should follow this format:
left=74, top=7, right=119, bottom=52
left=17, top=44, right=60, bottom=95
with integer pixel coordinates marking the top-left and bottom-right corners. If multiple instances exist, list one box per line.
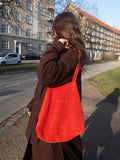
left=0, top=52, right=21, bottom=66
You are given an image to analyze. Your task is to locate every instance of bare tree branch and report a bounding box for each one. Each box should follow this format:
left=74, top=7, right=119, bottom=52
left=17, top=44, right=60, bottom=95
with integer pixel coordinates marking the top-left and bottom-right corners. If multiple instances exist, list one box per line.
left=0, top=0, right=99, bottom=39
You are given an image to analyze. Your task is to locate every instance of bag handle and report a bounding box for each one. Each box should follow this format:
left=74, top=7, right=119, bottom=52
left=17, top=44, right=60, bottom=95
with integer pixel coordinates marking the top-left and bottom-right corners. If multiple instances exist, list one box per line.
left=72, top=62, right=81, bottom=82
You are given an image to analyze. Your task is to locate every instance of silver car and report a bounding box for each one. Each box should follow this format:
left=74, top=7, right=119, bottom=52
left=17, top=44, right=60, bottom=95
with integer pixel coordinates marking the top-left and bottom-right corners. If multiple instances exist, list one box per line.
left=0, top=52, right=21, bottom=66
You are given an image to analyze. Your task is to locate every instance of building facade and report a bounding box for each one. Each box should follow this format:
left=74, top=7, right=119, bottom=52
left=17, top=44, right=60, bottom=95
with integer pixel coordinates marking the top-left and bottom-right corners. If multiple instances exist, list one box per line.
left=0, top=0, right=55, bottom=56
left=66, top=4, right=120, bottom=60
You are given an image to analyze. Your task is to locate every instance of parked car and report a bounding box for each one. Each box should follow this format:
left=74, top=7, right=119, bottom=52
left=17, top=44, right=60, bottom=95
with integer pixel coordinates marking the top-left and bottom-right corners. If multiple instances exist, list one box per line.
left=24, top=52, right=40, bottom=60
left=0, top=52, right=21, bottom=66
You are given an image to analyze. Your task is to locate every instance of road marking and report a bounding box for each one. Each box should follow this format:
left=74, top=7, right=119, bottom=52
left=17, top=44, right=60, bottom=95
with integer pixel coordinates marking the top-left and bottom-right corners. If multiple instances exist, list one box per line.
left=32, top=79, right=38, bottom=81
left=5, top=82, right=21, bottom=88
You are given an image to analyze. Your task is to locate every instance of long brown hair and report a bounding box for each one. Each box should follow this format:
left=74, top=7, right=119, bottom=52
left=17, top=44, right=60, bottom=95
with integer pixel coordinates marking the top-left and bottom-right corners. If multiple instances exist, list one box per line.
left=52, top=12, right=86, bottom=68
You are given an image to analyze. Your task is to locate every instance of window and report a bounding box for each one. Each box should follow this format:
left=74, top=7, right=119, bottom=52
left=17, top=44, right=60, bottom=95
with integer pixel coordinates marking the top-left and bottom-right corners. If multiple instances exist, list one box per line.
left=40, top=0, right=44, bottom=3
left=48, top=10, right=54, bottom=19
left=1, top=40, right=9, bottom=49
left=40, top=7, right=44, bottom=15
left=26, top=2, right=32, bottom=11
left=48, top=0, right=50, bottom=4
left=39, top=32, right=44, bottom=40
left=26, top=29, right=31, bottom=37
left=47, top=33, right=50, bottom=39
left=48, top=11, right=54, bottom=17
left=48, top=22, right=51, bottom=32
left=39, top=44, right=45, bottom=51
left=2, top=8, right=9, bottom=18
left=48, top=11, right=51, bottom=18
left=8, top=54, right=17, bottom=58
left=26, top=43, right=32, bottom=50
left=48, top=0, right=53, bottom=4
left=26, top=15, right=32, bottom=24
left=1, top=24, right=8, bottom=33
left=39, top=20, right=44, bottom=27
left=16, top=12, right=20, bottom=21
left=16, top=0, right=21, bottom=6
left=16, top=27, right=20, bottom=35
left=48, top=22, right=51, bottom=27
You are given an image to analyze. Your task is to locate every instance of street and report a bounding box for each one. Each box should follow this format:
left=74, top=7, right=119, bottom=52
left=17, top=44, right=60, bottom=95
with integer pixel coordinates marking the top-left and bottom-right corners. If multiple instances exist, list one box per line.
left=0, top=71, right=37, bottom=123
left=0, top=61, right=120, bottom=123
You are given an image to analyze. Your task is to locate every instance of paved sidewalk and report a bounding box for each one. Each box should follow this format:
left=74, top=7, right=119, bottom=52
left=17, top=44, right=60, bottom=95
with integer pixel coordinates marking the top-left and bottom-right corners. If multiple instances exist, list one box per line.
left=82, top=81, right=120, bottom=160
left=21, top=60, right=40, bottom=64
left=82, top=60, right=120, bottom=80
left=0, top=80, right=119, bottom=160
left=0, top=61, right=120, bottom=160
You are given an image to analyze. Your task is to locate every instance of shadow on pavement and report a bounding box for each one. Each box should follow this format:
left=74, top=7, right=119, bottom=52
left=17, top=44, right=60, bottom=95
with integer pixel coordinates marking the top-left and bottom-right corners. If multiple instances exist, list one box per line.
left=82, top=88, right=120, bottom=160
left=0, top=90, right=24, bottom=97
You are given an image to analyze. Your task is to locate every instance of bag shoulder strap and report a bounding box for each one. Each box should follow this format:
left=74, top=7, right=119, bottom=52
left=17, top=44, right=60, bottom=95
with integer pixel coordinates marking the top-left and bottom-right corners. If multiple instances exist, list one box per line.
left=72, top=62, right=81, bottom=82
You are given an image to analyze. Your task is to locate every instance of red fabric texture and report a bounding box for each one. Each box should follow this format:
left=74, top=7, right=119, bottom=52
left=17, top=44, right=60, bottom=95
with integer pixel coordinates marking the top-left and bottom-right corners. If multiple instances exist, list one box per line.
left=36, top=63, right=84, bottom=143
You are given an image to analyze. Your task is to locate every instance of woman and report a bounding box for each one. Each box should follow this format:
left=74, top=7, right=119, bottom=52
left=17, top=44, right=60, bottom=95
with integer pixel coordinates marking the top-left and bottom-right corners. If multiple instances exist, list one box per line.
left=23, top=12, right=86, bottom=160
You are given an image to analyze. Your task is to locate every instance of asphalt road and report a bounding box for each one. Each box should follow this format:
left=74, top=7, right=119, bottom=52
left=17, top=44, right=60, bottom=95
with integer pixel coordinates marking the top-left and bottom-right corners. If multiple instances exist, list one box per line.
left=0, top=60, right=120, bottom=123
left=0, top=71, right=37, bottom=123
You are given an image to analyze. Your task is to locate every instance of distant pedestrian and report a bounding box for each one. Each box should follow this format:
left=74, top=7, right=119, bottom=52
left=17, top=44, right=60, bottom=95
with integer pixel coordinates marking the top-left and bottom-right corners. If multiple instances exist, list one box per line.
left=23, top=11, right=86, bottom=160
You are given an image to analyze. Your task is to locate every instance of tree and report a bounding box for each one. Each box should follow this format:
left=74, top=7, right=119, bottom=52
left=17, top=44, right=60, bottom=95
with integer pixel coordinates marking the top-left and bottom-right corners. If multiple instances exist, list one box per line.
left=0, top=0, right=33, bottom=34
left=0, top=0, right=99, bottom=27
left=55, top=0, right=99, bottom=17
left=0, top=0, right=99, bottom=46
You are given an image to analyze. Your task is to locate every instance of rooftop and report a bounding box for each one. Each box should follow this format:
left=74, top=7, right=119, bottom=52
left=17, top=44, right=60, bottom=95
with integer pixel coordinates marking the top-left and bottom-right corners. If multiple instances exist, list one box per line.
left=68, top=4, right=120, bottom=35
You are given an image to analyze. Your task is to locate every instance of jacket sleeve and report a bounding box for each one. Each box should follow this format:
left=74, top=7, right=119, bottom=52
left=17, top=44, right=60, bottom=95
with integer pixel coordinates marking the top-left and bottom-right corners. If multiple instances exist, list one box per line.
left=37, top=38, right=79, bottom=87
left=26, top=82, right=39, bottom=111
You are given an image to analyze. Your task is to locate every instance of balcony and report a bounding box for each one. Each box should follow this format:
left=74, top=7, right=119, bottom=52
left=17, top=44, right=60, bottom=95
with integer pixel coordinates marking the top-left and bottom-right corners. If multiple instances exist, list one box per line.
left=47, top=38, right=53, bottom=44
left=48, top=16, right=54, bottom=21
left=47, top=27, right=51, bottom=33
left=91, top=38, right=95, bottom=42
left=48, top=5, right=55, bottom=10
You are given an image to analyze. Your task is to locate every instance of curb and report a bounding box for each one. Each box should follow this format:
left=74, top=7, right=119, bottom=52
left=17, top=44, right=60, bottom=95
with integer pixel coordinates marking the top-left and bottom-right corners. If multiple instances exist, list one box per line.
left=0, top=107, right=27, bottom=135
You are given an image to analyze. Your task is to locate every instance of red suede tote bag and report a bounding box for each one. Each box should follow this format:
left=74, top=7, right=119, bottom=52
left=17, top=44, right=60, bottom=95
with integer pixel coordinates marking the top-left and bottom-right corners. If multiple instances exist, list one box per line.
left=36, top=63, right=84, bottom=143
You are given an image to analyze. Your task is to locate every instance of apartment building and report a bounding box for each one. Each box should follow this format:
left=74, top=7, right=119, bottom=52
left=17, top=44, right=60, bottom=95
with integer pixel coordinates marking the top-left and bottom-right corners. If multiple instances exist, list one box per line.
left=66, top=4, right=120, bottom=60
left=0, top=0, right=55, bottom=56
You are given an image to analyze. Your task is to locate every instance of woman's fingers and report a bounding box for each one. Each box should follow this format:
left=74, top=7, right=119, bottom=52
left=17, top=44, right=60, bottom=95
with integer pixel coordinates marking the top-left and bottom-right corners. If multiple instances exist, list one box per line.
left=27, top=110, right=31, bottom=116
left=58, top=39, right=69, bottom=49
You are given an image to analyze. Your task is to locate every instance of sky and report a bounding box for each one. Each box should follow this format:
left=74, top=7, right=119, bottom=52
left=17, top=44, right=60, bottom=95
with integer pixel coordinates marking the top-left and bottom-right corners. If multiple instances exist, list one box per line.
left=56, top=0, right=120, bottom=30
left=88, top=0, right=120, bottom=30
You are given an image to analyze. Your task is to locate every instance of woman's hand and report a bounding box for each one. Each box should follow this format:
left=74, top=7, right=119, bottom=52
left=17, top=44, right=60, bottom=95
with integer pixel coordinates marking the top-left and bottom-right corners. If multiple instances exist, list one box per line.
left=58, top=39, right=69, bottom=49
left=27, top=109, right=31, bottom=116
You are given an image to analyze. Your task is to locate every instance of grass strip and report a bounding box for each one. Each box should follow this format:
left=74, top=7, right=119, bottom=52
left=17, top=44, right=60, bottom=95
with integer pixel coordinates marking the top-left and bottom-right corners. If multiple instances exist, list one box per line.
left=0, top=64, right=38, bottom=71
left=0, top=64, right=38, bottom=75
left=92, top=66, right=120, bottom=103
